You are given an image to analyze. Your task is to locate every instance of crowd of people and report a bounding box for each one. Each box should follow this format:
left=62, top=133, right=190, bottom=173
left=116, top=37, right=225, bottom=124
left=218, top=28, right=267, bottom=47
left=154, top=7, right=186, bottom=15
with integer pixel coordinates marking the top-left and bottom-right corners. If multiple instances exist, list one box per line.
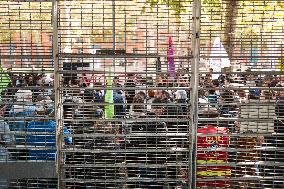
left=0, top=68, right=283, bottom=188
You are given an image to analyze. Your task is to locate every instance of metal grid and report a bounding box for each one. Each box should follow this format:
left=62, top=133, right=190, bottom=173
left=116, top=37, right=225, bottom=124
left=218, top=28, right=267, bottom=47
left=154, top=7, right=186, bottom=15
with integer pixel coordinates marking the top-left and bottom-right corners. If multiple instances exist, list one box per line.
left=0, top=1, right=57, bottom=188
left=55, top=0, right=192, bottom=188
left=0, top=0, right=283, bottom=188
left=198, top=0, right=284, bottom=188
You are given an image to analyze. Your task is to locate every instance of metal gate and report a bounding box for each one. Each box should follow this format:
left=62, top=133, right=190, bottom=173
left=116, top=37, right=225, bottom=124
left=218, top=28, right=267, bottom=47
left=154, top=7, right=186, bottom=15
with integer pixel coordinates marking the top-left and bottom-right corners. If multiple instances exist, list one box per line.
left=0, top=1, right=57, bottom=188
left=198, top=0, right=284, bottom=188
left=53, top=0, right=193, bottom=188
left=0, top=0, right=284, bottom=188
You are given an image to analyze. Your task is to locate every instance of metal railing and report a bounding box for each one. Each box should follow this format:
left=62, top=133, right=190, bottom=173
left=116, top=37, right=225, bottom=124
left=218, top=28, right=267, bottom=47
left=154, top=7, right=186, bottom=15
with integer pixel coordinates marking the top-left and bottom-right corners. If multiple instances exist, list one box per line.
left=0, top=0, right=283, bottom=188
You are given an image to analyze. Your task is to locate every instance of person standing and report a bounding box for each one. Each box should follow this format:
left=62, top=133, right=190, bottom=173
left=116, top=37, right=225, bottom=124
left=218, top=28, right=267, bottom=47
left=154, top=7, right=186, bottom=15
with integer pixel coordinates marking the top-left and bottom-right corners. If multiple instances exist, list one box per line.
left=124, top=74, right=136, bottom=111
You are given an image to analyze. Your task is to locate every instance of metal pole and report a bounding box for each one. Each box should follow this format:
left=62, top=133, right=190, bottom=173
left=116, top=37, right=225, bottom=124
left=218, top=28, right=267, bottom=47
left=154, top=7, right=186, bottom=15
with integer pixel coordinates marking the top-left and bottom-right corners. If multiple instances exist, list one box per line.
left=190, top=0, right=201, bottom=188
left=112, top=0, right=116, bottom=51
left=112, top=0, right=116, bottom=52
left=52, top=0, right=64, bottom=188
left=112, top=0, right=116, bottom=73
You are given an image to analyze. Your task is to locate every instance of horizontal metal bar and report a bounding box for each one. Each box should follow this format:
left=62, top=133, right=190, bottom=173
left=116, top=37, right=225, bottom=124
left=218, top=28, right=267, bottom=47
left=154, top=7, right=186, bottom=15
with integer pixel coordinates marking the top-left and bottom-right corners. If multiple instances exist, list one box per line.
left=62, top=118, right=191, bottom=122
left=197, top=176, right=284, bottom=181
left=8, top=146, right=56, bottom=150
left=59, top=53, right=193, bottom=59
left=197, top=147, right=284, bottom=152
left=61, top=178, right=187, bottom=183
left=200, top=70, right=284, bottom=75
left=62, top=163, right=190, bottom=168
left=197, top=133, right=284, bottom=137
left=197, top=161, right=284, bottom=167
left=60, top=86, right=192, bottom=90
left=2, top=117, right=55, bottom=121
left=200, top=55, right=282, bottom=59
left=58, top=70, right=193, bottom=75
left=0, top=55, right=52, bottom=59
left=4, top=71, right=54, bottom=74
left=63, top=133, right=190, bottom=137
left=0, top=131, right=56, bottom=135
left=62, top=148, right=190, bottom=153
left=199, top=118, right=278, bottom=122
left=60, top=102, right=190, bottom=107
left=199, top=86, right=284, bottom=90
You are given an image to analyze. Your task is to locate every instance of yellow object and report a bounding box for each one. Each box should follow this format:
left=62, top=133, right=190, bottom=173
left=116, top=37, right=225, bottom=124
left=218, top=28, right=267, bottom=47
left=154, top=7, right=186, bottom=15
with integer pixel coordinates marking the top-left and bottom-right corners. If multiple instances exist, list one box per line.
left=277, top=56, right=284, bottom=71
left=197, top=159, right=226, bottom=164
left=197, top=170, right=231, bottom=177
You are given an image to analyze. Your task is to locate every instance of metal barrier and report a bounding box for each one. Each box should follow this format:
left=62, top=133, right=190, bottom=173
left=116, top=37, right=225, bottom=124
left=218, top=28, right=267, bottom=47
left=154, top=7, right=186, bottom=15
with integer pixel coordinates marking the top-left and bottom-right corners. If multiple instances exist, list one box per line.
left=54, top=0, right=192, bottom=188
left=0, top=1, right=57, bottom=188
left=198, top=0, right=284, bottom=188
left=0, top=0, right=283, bottom=188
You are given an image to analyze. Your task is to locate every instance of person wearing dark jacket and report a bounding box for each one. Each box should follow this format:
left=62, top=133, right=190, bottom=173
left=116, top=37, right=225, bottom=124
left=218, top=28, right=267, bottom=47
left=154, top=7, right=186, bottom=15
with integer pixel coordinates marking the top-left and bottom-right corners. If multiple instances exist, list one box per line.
left=125, top=74, right=136, bottom=110
left=261, top=94, right=284, bottom=188
left=126, top=98, right=168, bottom=188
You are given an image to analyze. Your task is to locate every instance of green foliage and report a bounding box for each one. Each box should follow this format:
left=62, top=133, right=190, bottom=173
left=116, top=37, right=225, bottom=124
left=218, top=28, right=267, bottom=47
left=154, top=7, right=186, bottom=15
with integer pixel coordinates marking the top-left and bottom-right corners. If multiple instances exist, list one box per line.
left=143, top=0, right=187, bottom=18
left=200, top=0, right=284, bottom=52
left=1, top=0, right=284, bottom=54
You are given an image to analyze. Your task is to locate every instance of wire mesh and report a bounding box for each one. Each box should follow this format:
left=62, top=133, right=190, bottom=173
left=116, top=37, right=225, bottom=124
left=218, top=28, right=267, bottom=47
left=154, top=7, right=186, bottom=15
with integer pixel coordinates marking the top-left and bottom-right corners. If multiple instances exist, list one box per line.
left=0, top=1, right=57, bottom=188
left=198, top=0, right=284, bottom=188
left=1, top=0, right=284, bottom=188
left=56, top=0, right=192, bottom=188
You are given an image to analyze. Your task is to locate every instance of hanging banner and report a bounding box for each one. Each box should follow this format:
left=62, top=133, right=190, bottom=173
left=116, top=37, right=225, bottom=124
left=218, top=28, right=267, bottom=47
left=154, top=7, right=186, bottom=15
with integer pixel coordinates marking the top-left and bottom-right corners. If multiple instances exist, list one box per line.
left=168, top=36, right=176, bottom=78
left=208, top=37, right=231, bottom=80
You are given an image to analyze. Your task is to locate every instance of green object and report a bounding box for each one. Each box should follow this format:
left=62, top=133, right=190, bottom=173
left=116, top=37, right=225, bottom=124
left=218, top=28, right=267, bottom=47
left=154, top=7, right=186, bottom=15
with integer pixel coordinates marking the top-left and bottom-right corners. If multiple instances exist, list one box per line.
left=0, top=66, right=11, bottom=101
left=104, top=68, right=114, bottom=119
left=278, top=55, right=284, bottom=71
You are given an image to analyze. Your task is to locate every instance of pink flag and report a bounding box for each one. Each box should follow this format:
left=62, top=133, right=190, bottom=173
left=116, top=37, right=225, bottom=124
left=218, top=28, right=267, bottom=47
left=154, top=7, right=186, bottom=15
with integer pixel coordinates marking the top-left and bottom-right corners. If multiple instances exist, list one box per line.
left=168, top=36, right=176, bottom=78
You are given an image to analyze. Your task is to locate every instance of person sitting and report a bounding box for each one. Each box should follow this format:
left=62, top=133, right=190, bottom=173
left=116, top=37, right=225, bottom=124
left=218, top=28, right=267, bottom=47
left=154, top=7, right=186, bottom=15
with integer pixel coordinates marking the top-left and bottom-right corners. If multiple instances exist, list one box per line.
left=0, top=105, right=15, bottom=161
left=26, top=103, right=72, bottom=160
left=9, top=90, right=36, bottom=145
left=126, top=97, right=168, bottom=188
left=129, top=95, right=146, bottom=118
left=113, top=91, right=125, bottom=118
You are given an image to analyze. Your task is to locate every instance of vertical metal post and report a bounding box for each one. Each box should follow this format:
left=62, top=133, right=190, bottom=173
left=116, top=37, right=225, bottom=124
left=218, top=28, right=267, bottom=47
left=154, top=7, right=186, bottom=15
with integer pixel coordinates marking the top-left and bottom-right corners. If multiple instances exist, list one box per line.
left=112, top=0, right=116, bottom=52
left=112, top=0, right=116, bottom=50
left=190, top=0, right=201, bottom=188
left=112, top=0, right=116, bottom=71
left=52, top=0, right=63, bottom=188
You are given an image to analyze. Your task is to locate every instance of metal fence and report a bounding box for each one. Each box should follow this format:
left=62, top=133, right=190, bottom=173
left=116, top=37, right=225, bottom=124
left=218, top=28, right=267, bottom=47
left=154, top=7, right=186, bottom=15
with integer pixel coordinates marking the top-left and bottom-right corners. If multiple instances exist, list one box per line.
left=198, top=0, right=284, bottom=188
left=0, top=1, right=57, bottom=188
left=55, top=0, right=192, bottom=188
left=0, top=0, right=283, bottom=188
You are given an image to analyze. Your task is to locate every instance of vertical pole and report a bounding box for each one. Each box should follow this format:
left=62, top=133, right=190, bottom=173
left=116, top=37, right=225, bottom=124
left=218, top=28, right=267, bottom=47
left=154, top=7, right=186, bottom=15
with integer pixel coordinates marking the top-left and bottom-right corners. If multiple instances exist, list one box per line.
left=190, top=0, right=201, bottom=188
left=52, top=0, right=63, bottom=188
left=112, top=0, right=116, bottom=73
left=112, top=0, right=116, bottom=52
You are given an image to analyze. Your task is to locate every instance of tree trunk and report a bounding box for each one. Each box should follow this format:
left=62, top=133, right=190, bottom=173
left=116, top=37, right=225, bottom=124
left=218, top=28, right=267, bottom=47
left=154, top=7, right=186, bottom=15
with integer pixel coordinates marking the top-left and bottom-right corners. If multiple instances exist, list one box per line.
left=223, top=0, right=239, bottom=60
